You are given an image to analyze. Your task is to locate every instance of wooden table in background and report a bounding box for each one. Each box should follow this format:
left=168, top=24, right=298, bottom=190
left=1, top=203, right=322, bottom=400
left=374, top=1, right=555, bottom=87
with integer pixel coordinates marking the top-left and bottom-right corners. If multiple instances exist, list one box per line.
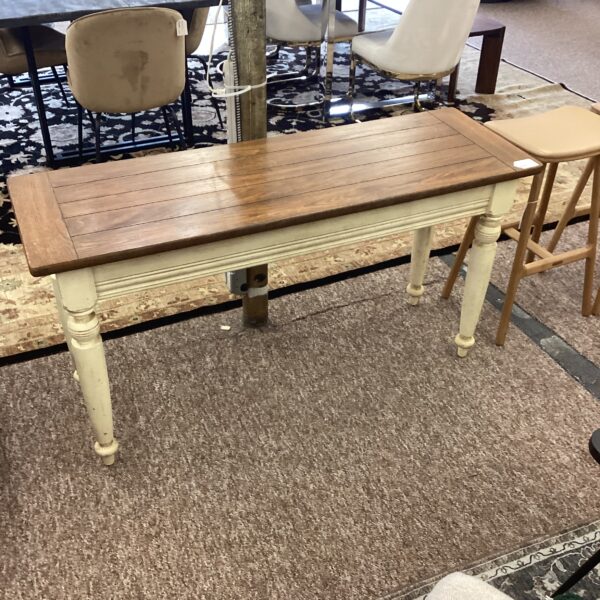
left=9, top=108, right=541, bottom=466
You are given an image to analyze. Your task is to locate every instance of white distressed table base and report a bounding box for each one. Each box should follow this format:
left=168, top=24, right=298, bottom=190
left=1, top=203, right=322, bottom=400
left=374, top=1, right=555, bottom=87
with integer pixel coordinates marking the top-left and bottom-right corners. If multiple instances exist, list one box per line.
left=53, top=181, right=517, bottom=464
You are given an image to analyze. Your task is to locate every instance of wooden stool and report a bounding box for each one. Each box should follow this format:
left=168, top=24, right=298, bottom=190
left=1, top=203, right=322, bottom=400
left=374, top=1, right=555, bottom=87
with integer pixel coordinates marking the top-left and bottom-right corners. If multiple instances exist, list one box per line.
left=443, top=105, right=600, bottom=345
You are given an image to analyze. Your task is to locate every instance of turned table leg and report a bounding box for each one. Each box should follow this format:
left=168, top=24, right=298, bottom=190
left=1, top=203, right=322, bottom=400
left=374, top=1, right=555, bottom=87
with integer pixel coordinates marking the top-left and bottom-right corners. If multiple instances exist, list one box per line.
left=455, top=214, right=502, bottom=357
left=55, top=269, right=118, bottom=465
left=407, top=226, right=434, bottom=306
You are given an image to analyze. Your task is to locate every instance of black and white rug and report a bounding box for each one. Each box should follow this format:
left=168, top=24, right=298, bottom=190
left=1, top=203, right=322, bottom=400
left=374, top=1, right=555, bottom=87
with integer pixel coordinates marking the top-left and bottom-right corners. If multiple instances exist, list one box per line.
left=389, top=520, right=600, bottom=600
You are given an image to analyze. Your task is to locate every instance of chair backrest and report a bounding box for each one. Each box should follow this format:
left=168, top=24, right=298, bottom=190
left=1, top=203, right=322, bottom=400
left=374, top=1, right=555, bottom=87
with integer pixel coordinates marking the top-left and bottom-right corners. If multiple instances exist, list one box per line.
left=266, top=0, right=319, bottom=42
left=66, top=7, right=185, bottom=114
left=384, top=0, right=480, bottom=77
left=185, top=8, right=209, bottom=56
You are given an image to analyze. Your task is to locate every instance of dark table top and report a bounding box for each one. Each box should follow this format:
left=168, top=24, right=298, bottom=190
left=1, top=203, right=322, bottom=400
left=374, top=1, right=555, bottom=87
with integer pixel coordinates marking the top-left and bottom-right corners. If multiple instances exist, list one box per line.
left=0, top=0, right=220, bottom=28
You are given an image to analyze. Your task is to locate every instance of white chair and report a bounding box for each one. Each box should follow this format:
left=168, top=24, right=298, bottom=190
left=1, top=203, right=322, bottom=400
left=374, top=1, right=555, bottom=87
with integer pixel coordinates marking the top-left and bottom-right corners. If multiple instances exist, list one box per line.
left=349, top=0, right=480, bottom=110
left=267, top=0, right=357, bottom=45
left=429, top=573, right=515, bottom=600
left=267, top=0, right=358, bottom=103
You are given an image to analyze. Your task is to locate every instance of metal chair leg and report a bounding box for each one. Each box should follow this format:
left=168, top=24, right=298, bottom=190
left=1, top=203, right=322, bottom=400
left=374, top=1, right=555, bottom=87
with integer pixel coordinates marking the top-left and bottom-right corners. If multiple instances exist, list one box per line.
left=551, top=545, right=600, bottom=598
left=165, top=105, right=186, bottom=151
left=76, top=102, right=83, bottom=159
left=51, top=65, right=70, bottom=107
left=131, top=112, right=136, bottom=144
left=266, top=44, right=280, bottom=60
left=161, top=106, right=174, bottom=146
left=93, top=112, right=103, bottom=162
left=197, top=56, right=224, bottom=129
left=347, top=53, right=357, bottom=99
left=413, top=82, right=424, bottom=112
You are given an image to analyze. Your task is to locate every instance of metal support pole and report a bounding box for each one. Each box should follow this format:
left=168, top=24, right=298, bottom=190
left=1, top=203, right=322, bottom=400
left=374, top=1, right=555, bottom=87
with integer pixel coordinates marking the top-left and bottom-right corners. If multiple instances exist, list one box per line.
left=243, top=265, right=269, bottom=326
left=230, top=0, right=269, bottom=326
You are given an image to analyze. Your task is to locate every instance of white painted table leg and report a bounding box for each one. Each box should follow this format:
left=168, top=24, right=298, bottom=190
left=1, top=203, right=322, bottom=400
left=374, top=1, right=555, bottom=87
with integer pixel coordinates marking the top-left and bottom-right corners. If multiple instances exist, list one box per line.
left=55, top=269, right=118, bottom=465
left=51, top=275, right=78, bottom=380
left=454, top=180, right=518, bottom=357
left=407, top=226, right=434, bottom=305
left=454, top=214, right=502, bottom=357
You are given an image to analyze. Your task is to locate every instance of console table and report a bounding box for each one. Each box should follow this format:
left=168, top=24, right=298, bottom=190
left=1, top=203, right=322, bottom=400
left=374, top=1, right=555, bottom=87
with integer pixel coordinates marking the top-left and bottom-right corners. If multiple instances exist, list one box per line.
left=9, top=108, right=541, bottom=465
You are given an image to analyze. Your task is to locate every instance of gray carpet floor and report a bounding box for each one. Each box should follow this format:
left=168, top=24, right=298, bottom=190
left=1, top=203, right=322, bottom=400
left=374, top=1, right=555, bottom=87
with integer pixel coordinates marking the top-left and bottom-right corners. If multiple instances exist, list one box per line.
left=474, top=0, right=600, bottom=101
left=2, top=257, right=600, bottom=599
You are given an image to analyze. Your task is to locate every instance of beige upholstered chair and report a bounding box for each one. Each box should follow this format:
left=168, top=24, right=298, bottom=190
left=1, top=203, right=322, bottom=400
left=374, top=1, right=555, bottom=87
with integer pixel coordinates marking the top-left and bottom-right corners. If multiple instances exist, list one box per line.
left=349, top=0, right=480, bottom=109
left=184, top=8, right=223, bottom=128
left=0, top=26, right=69, bottom=104
left=443, top=105, right=600, bottom=344
left=66, top=7, right=186, bottom=160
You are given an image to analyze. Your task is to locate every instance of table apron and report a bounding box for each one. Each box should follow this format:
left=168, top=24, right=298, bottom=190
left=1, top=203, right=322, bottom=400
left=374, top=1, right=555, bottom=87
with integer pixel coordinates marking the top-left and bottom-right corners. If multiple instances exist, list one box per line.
left=90, top=184, right=505, bottom=300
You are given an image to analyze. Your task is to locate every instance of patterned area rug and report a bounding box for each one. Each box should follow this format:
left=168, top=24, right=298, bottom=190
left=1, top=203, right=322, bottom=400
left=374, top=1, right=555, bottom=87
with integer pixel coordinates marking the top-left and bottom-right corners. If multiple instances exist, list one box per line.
left=0, top=16, right=595, bottom=357
left=389, top=520, right=600, bottom=600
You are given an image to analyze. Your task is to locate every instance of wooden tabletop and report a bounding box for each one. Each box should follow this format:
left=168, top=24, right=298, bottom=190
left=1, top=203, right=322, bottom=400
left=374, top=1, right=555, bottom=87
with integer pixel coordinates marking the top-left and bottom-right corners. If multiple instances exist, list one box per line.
left=9, top=108, right=541, bottom=277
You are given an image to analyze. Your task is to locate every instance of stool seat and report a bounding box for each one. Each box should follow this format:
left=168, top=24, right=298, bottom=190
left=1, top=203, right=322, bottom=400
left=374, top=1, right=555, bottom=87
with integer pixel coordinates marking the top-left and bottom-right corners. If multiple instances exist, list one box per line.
left=487, top=106, right=600, bottom=162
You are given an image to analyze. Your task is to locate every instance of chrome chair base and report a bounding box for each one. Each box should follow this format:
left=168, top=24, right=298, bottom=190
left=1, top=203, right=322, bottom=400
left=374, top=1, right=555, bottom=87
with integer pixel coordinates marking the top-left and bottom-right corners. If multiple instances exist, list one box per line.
left=267, top=44, right=325, bottom=111
left=346, top=54, right=445, bottom=118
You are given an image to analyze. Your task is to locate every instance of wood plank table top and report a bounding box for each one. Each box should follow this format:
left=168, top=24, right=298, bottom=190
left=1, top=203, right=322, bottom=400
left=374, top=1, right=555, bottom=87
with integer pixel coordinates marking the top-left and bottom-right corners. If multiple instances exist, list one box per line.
left=9, top=108, right=541, bottom=277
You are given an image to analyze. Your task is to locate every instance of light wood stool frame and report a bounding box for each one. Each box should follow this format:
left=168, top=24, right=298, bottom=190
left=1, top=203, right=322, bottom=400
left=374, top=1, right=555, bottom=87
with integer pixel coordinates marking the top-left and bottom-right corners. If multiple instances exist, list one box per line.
left=443, top=155, right=600, bottom=345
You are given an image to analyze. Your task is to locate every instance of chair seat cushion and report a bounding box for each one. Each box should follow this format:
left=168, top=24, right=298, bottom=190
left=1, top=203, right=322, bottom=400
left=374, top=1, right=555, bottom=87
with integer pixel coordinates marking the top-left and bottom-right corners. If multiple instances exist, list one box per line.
left=486, top=106, right=600, bottom=162
left=0, top=26, right=66, bottom=75
left=352, top=28, right=396, bottom=71
left=268, top=5, right=357, bottom=43
left=428, top=573, right=515, bottom=600
left=352, top=26, right=457, bottom=78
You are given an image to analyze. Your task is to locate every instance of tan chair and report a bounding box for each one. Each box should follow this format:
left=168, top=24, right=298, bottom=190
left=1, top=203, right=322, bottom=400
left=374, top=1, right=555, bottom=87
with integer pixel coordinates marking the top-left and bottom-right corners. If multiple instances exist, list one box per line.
left=184, top=8, right=223, bottom=128
left=66, top=7, right=186, bottom=161
left=443, top=105, right=600, bottom=344
left=0, top=26, right=69, bottom=104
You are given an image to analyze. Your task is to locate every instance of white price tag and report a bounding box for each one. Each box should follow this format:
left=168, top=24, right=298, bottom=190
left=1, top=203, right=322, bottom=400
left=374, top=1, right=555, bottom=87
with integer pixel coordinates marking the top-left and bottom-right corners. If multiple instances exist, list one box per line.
left=513, top=158, right=540, bottom=170
left=176, top=19, right=188, bottom=36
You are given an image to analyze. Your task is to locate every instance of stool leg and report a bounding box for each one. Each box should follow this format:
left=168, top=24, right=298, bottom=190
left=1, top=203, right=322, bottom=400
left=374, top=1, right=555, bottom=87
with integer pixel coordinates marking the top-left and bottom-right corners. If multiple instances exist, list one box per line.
left=407, top=226, right=434, bottom=306
left=442, top=216, right=478, bottom=300
left=527, top=162, right=557, bottom=263
left=547, top=157, right=594, bottom=253
left=592, top=288, right=600, bottom=316
left=496, top=171, right=545, bottom=345
left=582, top=157, right=600, bottom=316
